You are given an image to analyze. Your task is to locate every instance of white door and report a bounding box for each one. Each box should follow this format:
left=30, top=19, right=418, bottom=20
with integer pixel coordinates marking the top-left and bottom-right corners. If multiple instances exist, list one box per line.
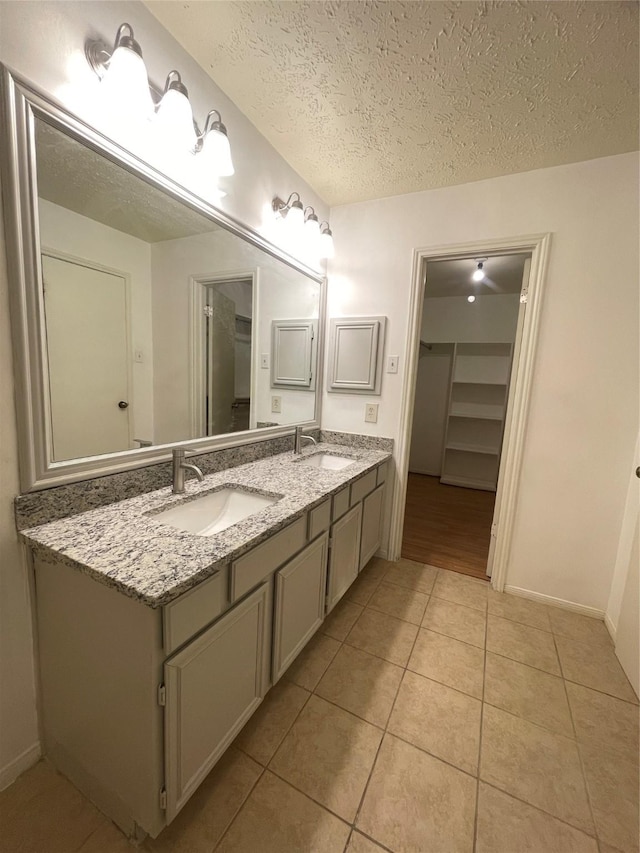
left=206, top=288, right=236, bottom=436
left=486, top=257, right=530, bottom=577
left=42, top=254, right=131, bottom=461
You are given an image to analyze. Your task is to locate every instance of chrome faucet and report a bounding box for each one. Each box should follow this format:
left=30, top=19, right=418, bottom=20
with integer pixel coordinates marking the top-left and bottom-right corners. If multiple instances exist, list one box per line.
left=294, top=425, right=317, bottom=454
left=172, top=447, right=205, bottom=494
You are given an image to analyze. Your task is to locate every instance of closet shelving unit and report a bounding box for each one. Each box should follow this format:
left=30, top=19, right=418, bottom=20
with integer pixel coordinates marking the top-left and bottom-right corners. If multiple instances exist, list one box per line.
left=440, top=342, right=513, bottom=491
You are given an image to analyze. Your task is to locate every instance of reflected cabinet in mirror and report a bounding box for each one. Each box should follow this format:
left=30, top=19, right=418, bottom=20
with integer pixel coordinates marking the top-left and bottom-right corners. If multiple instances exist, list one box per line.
left=1, top=69, right=324, bottom=491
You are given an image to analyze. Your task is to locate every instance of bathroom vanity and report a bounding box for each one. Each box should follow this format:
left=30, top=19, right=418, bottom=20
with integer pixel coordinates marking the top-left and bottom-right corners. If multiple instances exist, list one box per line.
left=22, top=443, right=389, bottom=839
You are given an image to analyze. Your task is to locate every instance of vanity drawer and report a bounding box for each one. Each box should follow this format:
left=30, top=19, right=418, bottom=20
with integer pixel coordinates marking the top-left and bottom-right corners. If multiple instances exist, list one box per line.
left=377, top=462, right=388, bottom=486
left=163, top=570, right=228, bottom=654
left=308, top=498, right=331, bottom=540
left=230, top=516, right=307, bottom=602
left=350, top=470, right=377, bottom=506
left=332, top=487, right=350, bottom=521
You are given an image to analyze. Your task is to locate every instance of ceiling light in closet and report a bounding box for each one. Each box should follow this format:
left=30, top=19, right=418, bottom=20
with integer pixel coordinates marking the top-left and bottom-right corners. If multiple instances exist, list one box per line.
left=472, top=259, right=487, bottom=282
left=467, top=295, right=476, bottom=303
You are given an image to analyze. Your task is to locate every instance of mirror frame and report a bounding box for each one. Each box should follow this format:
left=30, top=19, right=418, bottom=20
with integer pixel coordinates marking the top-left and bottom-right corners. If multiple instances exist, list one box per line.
left=0, top=67, right=326, bottom=492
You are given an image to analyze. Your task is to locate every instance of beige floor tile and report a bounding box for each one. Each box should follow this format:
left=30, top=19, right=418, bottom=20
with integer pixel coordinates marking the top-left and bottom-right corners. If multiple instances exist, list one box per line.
left=556, top=635, right=638, bottom=703
left=367, top=580, right=429, bottom=625
left=408, top=629, right=485, bottom=698
left=484, top=652, right=573, bottom=737
left=269, top=694, right=382, bottom=822
left=487, top=615, right=561, bottom=675
left=315, top=643, right=403, bottom=727
left=476, top=783, right=598, bottom=852
left=234, top=680, right=310, bottom=765
left=580, top=741, right=639, bottom=853
left=0, top=761, right=106, bottom=853
left=422, top=596, right=487, bottom=647
left=432, top=570, right=488, bottom=612
left=361, top=556, right=390, bottom=580
left=383, top=559, right=438, bottom=594
left=146, top=747, right=261, bottom=853
left=346, top=830, right=388, bottom=852
left=566, top=681, right=639, bottom=757
left=321, top=598, right=364, bottom=641
left=344, top=569, right=384, bottom=606
left=480, top=704, right=593, bottom=834
left=548, top=607, right=613, bottom=646
left=388, top=670, right=481, bottom=774
left=487, top=590, right=551, bottom=631
left=357, top=734, right=476, bottom=852
left=284, top=632, right=341, bottom=691
left=599, top=845, right=628, bottom=853
left=345, top=607, right=418, bottom=666
left=80, top=820, right=139, bottom=851
left=216, top=771, right=350, bottom=853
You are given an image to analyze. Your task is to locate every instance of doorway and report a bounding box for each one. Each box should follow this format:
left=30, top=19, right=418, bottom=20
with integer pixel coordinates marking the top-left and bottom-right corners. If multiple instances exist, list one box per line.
left=402, top=253, right=529, bottom=580
left=389, top=234, right=551, bottom=591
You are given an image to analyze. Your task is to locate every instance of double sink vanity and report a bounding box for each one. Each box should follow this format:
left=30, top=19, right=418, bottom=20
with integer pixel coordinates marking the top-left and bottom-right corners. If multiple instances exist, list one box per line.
left=20, top=441, right=390, bottom=839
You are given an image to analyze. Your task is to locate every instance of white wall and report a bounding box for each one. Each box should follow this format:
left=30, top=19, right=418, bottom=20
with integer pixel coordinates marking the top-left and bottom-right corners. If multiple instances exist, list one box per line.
left=325, top=153, right=639, bottom=612
left=38, top=199, right=154, bottom=445
left=422, top=293, right=520, bottom=342
left=0, top=0, right=327, bottom=785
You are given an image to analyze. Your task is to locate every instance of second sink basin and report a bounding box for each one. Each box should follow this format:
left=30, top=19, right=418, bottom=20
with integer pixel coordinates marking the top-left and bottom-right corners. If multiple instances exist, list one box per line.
left=298, top=453, right=356, bottom=471
left=155, top=487, right=279, bottom=536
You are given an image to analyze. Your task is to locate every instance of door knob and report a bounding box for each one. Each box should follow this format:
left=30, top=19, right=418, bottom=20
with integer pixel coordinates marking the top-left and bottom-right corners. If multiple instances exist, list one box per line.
left=118, top=401, right=129, bottom=409
left=636, top=466, right=640, bottom=479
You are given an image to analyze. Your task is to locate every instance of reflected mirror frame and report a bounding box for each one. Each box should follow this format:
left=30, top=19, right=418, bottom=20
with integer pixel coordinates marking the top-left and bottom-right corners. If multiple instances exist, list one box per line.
left=0, top=67, right=326, bottom=492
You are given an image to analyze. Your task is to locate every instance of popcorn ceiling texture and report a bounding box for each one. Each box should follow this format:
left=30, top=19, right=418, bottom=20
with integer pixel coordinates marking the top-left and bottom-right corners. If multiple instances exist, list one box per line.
left=144, top=0, right=639, bottom=206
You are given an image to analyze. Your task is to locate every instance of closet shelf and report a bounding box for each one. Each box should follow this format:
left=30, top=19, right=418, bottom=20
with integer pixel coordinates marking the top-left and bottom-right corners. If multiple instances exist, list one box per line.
left=449, top=406, right=504, bottom=421
left=445, top=442, right=500, bottom=456
left=440, top=475, right=497, bottom=492
left=452, top=380, right=507, bottom=387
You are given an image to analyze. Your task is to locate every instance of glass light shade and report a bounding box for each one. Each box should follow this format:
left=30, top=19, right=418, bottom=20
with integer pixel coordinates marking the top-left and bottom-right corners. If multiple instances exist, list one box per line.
left=467, top=295, right=476, bottom=303
left=201, top=127, right=234, bottom=176
left=155, top=88, right=197, bottom=152
left=472, top=266, right=485, bottom=282
left=286, top=203, right=304, bottom=228
left=319, top=230, right=335, bottom=259
left=101, top=45, right=154, bottom=119
left=305, top=216, right=321, bottom=238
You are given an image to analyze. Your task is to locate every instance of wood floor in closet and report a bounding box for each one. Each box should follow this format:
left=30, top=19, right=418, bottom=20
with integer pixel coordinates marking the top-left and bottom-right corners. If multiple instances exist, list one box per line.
left=402, top=474, right=495, bottom=581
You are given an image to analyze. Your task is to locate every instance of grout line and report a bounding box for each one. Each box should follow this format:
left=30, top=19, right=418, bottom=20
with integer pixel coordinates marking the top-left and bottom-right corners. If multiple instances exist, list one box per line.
left=212, top=765, right=266, bottom=852
left=472, top=607, right=488, bottom=852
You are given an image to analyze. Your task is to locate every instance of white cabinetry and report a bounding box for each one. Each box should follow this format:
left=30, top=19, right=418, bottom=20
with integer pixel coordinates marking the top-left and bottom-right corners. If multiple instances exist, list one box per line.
left=359, top=484, right=385, bottom=570
left=272, top=533, right=329, bottom=682
left=326, top=504, right=362, bottom=612
left=441, top=342, right=513, bottom=491
left=164, top=582, right=271, bottom=820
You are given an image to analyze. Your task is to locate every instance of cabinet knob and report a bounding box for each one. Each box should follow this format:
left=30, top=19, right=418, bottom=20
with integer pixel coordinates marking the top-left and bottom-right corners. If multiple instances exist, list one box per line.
left=118, top=401, right=129, bottom=409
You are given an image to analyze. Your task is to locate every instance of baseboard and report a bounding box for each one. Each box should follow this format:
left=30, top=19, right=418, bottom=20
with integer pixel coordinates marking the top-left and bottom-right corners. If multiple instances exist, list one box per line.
left=0, top=741, right=41, bottom=791
left=375, top=547, right=389, bottom=560
left=504, top=585, right=606, bottom=620
left=407, top=468, right=440, bottom=477
left=604, top=612, right=617, bottom=643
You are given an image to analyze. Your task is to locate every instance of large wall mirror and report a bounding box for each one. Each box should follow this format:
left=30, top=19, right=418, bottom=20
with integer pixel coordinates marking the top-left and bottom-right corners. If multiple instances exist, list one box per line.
left=1, top=69, right=324, bottom=491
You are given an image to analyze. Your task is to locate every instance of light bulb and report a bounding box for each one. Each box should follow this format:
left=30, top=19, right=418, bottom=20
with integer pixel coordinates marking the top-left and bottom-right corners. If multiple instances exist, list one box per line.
left=472, top=263, right=485, bottom=282
left=155, top=83, right=197, bottom=152
left=200, top=125, right=234, bottom=176
left=467, top=295, right=476, bottom=303
left=286, top=202, right=304, bottom=228
left=305, top=216, right=320, bottom=238
left=101, top=43, right=154, bottom=120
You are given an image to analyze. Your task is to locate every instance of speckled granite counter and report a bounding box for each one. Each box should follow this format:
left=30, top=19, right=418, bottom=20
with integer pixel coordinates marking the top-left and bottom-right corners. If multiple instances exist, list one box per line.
left=21, top=443, right=391, bottom=609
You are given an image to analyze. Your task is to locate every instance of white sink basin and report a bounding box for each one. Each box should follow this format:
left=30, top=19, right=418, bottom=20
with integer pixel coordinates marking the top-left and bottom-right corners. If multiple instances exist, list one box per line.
left=299, top=453, right=356, bottom=471
left=155, top=488, right=279, bottom=536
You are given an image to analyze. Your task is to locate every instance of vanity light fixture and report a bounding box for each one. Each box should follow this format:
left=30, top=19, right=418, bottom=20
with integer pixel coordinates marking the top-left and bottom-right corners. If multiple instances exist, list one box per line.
left=304, top=206, right=321, bottom=237
left=86, top=23, right=234, bottom=173
left=319, top=222, right=335, bottom=259
left=472, top=259, right=487, bottom=282
left=197, top=110, right=235, bottom=176
left=155, top=71, right=197, bottom=152
left=272, top=193, right=305, bottom=228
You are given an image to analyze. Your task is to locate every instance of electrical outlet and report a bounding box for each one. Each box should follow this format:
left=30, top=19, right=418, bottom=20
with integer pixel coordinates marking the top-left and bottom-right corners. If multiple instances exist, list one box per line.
left=271, top=396, right=282, bottom=413
left=261, top=353, right=269, bottom=369
left=134, top=350, right=144, bottom=363
left=365, top=403, right=378, bottom=423
left=387, top=355, right=399, bottom=373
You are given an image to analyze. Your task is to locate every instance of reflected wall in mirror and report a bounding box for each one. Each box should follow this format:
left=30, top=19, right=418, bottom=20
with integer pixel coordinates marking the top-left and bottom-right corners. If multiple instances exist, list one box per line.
left=34, top=117, right=321, bottom=463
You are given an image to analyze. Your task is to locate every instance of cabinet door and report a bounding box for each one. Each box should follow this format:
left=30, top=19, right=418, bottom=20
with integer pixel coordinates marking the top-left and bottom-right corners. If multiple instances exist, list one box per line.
left=164, top=582, right=270, bottom=822
left=359, top=484, right=385, bottom=571
left=327, top=504, right=362, bottom=612
left=272, top=533, right=329, bottom=682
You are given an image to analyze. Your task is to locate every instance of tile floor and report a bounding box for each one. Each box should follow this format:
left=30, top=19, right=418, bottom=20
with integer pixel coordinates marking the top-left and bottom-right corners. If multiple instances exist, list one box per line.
left=1, top=560, right=638, bottom=852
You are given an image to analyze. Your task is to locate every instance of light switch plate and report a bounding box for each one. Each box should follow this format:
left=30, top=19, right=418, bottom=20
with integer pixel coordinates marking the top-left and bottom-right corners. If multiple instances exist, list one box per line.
left=271, top=396, right=282, bottom=413
left=387, top=355, right=399, bottom=373
left=261, top=353, right=269, bottom=369
left=365, top=403, right=378, bottom=423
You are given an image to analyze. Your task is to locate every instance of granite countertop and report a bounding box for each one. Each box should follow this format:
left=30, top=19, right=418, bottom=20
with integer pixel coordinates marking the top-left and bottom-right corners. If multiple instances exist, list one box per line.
left=22, top=443, right=391, bottom=609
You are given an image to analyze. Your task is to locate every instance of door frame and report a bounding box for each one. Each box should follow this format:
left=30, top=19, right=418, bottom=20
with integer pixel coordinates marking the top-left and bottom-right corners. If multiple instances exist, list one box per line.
left=388, top=233, right=551, bottom=591
left=189, top=270, right=257, bottom=438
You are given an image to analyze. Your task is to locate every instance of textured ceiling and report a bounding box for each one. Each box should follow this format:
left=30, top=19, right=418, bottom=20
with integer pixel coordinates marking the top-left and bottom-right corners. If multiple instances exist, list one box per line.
left=144, top=0, right=639, bottom=206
